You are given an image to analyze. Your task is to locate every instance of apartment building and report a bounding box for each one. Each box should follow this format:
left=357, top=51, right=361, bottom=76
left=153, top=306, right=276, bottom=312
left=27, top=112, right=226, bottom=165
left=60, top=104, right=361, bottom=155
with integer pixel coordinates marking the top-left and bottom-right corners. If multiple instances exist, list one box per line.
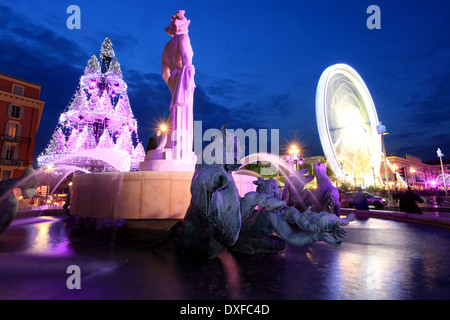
left=0, top=73, right=44, bottom=180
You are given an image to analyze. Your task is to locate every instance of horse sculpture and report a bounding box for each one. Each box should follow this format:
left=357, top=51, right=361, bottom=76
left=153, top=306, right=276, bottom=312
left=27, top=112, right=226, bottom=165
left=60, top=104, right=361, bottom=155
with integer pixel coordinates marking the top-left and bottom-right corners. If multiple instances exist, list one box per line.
left=283, top=162, right=341, bottom=216
left=313, top=162, right=341, bottom=216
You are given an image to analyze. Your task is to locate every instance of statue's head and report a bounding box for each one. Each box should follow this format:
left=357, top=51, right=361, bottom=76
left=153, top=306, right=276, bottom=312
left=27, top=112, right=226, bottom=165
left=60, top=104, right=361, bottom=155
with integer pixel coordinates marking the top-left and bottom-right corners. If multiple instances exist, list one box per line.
left=254, top=177, right=281, bottom=199
left=314, top=162, right=327, bottom=175
left=165, top=10, right=191, bottom=37
left=317, top=212, right=341, bottom=232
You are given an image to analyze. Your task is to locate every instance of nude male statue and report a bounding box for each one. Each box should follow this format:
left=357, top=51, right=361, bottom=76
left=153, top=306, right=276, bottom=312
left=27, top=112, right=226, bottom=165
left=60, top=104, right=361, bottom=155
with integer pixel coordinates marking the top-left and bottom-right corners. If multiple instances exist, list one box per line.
left=160, top=10, right=195, bottom=159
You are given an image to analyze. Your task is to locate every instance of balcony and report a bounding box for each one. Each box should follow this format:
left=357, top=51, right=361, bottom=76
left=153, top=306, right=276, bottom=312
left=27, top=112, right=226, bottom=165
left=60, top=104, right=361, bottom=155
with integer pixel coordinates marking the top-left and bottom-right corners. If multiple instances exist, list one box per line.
left=0, top=134, right=32, bottom=144
left=0, top=158, right=31, bottom=166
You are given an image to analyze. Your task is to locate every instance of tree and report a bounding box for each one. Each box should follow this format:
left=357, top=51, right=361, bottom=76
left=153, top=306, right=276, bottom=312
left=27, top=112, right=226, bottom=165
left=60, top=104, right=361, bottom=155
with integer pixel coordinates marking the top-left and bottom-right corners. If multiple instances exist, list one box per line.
left=75, top=126, right=96, bottom=151
left=66, top=129, right=79, bottom=152
left=100, top=37, right=115, bottom=73
left=97, top=130, right=114, bottom=149
left=37, top=37, right=144, bottom=171
left=45, top=128, right=66, bottom=154
left=115, top=128, right=133, bottom=154
left=85, top=55, right=100, bottom=74
left=100, top=37, right=115, bottom=60
left=108, top=57, right=122, bottom=77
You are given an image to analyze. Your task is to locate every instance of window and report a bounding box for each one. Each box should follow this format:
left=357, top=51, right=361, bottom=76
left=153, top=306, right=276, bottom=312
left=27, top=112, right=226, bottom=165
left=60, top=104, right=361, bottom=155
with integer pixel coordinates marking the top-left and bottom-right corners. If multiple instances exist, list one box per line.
left=10, top=105, right=21, bottom=118
left=5, top=146, right=14, bottom=160
left=1, top=145, right=18, bottom=161
left=12, top=84, right=24, bottom=96
left=8, top=123, right=18, bottom=138
left=7, top=104, right=23, bottom=119
left=4, top=122, right=22, bottom=141
left=1, top=170, right=11, bottom=181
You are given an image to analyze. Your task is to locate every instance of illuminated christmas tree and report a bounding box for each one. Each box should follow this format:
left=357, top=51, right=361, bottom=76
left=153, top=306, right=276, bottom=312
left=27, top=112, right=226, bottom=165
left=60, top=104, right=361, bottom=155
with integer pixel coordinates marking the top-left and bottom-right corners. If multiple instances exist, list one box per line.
left=38, top=37, right=145, bottom=171
left=44, top=127, right=67, bottom=156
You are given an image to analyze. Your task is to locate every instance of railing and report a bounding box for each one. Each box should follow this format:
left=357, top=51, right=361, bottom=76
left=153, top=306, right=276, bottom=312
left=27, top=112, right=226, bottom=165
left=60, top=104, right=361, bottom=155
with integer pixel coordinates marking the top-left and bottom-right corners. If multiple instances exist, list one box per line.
left=0, top=134, right=32, bottom=144
left=0, top=159, right=31, bottom=166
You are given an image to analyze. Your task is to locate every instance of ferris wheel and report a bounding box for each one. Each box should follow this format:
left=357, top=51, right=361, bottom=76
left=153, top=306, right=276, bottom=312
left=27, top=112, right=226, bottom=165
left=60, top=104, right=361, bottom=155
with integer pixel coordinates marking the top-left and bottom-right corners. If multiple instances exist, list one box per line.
left=316, top=64, right=382, bottom=185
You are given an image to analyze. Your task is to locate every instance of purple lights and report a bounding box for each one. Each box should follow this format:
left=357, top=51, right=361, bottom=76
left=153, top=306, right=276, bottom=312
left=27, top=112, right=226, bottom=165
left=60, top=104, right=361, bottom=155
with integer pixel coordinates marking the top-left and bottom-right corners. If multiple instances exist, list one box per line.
left=37, top=38, right=145, bottom=172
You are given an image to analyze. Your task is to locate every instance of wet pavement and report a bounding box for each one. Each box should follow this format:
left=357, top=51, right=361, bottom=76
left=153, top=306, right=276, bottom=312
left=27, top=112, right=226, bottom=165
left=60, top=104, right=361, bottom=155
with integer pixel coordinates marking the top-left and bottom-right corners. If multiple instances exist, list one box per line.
left=1, top=214, right=450, bottom=300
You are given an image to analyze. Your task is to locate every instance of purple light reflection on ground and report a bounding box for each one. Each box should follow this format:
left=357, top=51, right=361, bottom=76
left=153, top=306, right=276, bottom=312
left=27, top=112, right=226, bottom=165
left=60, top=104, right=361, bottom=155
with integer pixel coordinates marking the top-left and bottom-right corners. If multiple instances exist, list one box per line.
left=5, top=217, right=75, bottom=257
left=0, top=215, right=449, bottom=299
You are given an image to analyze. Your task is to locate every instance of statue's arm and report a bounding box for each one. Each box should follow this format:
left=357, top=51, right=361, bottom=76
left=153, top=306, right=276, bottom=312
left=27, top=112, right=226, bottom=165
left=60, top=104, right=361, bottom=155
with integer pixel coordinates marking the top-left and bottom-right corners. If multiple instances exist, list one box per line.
left=161, top=45, right=170, bottom=84
left=339, top=212, right=356, bottom=226
left=161, top=58, right=170, bottom=84
left=178, top=34, right=193, bottom=66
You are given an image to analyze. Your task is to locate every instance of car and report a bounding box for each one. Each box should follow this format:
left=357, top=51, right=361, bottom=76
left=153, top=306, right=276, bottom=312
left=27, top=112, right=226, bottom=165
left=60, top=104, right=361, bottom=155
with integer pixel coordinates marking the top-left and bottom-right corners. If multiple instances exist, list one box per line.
left=340, top=191, right=388, bottom=209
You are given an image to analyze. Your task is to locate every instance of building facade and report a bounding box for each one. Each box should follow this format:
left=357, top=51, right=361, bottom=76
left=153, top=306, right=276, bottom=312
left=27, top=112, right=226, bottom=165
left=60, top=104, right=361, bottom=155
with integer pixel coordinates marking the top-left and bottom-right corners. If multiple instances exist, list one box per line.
left=0, top=73, right=44, bottom=180
left=384, top=154, right=450, bottom=190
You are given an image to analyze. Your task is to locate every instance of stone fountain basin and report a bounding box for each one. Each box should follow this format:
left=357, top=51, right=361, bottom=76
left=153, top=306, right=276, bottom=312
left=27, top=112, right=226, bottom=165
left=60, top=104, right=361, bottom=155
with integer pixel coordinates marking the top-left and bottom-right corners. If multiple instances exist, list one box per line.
left=71, top=171, right=255, bottom=220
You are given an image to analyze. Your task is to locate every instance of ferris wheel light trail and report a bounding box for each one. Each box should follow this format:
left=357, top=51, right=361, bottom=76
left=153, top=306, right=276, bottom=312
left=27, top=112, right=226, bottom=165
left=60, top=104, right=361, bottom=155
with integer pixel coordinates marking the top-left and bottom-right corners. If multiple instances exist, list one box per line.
left=316, top=64, right=382, bottom=185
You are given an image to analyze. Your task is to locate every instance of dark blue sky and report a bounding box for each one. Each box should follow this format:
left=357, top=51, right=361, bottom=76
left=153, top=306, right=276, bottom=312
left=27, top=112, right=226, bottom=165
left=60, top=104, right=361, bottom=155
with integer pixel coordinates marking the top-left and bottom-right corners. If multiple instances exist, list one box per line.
left=1, top=0, right=449, bottom=162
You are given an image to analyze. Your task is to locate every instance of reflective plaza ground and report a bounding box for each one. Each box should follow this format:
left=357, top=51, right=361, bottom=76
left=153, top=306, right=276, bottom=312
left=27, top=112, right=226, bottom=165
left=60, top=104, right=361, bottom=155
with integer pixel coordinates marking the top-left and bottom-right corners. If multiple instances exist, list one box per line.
left=0, top=212, right=450, bottom=300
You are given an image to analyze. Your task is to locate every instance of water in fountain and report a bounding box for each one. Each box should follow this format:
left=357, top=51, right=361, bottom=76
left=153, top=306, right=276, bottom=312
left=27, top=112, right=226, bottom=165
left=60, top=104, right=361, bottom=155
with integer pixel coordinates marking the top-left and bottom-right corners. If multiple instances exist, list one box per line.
left=239, top=152, right=321, bottom=209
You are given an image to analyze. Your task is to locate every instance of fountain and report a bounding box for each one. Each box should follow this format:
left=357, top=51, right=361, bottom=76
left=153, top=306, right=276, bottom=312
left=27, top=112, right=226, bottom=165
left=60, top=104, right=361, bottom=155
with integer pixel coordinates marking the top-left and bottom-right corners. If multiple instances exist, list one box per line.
left=69, top=11, right=256, bottom=221
left=153, top=127, right=355, bottom=259
left=64, top=11, right=354, bottom=260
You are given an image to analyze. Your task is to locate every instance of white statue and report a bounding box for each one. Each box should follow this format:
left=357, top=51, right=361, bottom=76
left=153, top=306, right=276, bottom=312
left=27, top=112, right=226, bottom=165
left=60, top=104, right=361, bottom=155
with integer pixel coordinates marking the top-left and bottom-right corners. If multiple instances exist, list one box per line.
left=161, top=10, right=196, bottom=161
left=140, top=10, right=197, bottom=171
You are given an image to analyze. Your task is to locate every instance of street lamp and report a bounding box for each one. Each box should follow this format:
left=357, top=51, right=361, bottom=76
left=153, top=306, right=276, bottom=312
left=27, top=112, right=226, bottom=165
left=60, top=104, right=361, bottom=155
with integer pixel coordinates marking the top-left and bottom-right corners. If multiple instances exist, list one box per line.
left=289, top=144, right=300, bottom=171
left=393, top=164, right=398, bottom=191
left=377, top=122, right=390, bottom=200
left=409, top=167, right=416, bottom=188
left=437, top=148, right=447, bottom=196
left=283, top=144, right=302, bottom=176
left=46, top=164, right=53, bottom=205
left=157, top=123, right=168, bottom=146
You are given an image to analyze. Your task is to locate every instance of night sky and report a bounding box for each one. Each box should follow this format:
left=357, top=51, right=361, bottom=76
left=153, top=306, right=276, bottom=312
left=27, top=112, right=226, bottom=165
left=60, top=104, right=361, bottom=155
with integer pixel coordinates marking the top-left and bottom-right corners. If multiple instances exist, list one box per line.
left=1, top=0, right=449, bottom=162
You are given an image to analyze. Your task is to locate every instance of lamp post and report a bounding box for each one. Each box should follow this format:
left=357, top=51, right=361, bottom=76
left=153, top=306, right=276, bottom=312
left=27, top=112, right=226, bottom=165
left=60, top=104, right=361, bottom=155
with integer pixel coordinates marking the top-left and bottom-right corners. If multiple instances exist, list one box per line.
left=289, top=145, right=300, bottom=171
left=437, top=148, right=447, bottom=196
left=393, top=164, right=398, bottom=192
left=156, top=130, right=161, bottom=145
left=409, top=167, right=416, bottom=189
left=46, top=164, right=53, bottom=205
left=284, top=144, right=302, bottom=176
left=377, top=122, right=390, bottom=200
left=156, top=123, right=167, bottom=146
